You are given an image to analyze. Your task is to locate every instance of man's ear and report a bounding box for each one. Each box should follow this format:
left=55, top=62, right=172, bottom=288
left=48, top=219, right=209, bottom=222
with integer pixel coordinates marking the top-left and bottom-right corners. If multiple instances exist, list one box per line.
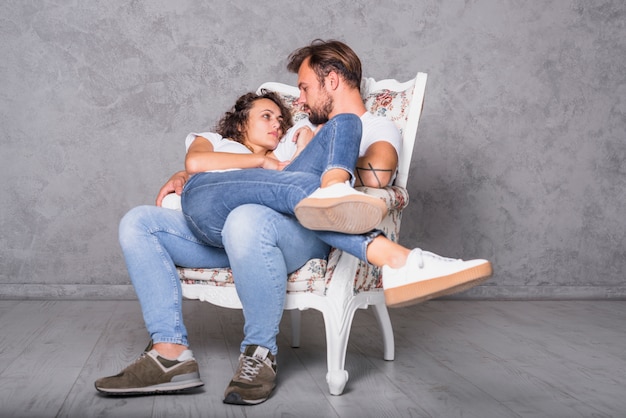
left=326, top=71, right=340, bottom=91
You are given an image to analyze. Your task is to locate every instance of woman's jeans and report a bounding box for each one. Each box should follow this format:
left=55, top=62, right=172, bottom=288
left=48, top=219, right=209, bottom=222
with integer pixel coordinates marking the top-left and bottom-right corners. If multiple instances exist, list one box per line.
left=182, top=113, right=367, bottom=252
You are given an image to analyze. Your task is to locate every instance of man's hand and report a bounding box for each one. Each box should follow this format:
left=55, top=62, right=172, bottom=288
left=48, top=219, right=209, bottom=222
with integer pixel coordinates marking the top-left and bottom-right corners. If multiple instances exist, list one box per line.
left=156, top=170, right=189, bottom=206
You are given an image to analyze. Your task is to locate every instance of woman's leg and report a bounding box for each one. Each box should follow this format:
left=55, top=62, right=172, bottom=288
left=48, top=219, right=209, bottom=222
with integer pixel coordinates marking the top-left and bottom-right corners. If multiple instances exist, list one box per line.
left=283, top=113, right=361, bottom=180
left=182, top=114, right=358, bottom=245
left=182, top=169, right=320, bottom=247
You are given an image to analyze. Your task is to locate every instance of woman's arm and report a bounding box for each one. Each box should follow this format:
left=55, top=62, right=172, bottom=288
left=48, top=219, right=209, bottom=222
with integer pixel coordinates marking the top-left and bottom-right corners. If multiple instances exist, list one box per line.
left=185, top=136, right=278, bottom=174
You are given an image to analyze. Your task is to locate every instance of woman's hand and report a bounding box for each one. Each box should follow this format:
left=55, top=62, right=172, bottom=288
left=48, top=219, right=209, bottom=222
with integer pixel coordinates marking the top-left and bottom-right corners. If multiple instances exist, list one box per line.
left=156, top=170, right=189, bottom=206
left=261, top=155, right=290, bottom=171
left=293, top=125, right=316, bottom=149
left=290, top=124, right=320, bottom=160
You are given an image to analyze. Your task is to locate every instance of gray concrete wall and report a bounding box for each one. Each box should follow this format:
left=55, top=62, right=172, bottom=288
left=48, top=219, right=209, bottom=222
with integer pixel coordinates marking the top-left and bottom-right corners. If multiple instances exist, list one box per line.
left=2, top=0, right=624, bottom=299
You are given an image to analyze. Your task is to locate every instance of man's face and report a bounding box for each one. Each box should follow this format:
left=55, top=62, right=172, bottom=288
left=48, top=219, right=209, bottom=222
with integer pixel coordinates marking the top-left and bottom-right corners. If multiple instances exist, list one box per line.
left=296, top=58, right=334, bottom=125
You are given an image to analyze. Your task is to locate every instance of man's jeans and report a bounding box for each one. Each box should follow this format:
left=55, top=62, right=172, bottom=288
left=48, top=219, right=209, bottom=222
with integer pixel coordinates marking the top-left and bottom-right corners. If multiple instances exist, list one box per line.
left=182, top=113, right=363, bottom=248
left=119, top=204, right=329, bottom=353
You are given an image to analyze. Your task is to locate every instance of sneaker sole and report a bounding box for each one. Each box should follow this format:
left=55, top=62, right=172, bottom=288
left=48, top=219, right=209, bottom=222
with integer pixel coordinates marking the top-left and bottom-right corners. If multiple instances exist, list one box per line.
left=295, top=196, right=387, bottom=234
left=384, top=261, right=493, bottom=308
left=223, top=390, right=273, bottom=405
left=95, top=379, right=204, bottom=396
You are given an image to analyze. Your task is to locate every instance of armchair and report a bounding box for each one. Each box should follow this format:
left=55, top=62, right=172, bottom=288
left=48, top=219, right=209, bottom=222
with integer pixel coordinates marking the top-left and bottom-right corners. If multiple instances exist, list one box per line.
left=177, top=72, right=428, bottom=395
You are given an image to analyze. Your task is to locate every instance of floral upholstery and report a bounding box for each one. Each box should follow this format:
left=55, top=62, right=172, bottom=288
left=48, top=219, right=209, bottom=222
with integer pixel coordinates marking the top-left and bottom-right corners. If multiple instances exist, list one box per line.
left=362, top=85, right=414, bottom=137
left=269, top=91, right=309, bottom=123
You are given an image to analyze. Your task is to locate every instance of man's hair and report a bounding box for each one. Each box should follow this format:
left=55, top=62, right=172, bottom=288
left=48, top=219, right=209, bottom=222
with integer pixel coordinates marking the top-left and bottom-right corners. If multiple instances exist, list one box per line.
left=287, top=39, right=362, bottom=90
left=216, top=91, right=293, bottom=144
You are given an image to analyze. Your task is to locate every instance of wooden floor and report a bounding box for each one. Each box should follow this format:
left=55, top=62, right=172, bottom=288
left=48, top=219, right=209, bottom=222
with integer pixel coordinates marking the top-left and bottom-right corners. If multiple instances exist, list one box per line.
left=0, top=299, right=625, bottom=418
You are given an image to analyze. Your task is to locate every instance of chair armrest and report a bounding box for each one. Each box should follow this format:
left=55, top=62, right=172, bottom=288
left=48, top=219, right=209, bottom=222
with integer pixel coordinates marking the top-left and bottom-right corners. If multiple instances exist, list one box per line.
left=355, top=185, right=408, bottom=243
left=323, top=185, right=410, bottom=294
left=356, top=185, right=409, bottom=212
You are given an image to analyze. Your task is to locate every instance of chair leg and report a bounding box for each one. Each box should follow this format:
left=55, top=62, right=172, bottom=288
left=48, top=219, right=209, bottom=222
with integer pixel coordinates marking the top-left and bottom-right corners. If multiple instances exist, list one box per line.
left=371, top=302, right=395, bottom=361
left=289, top=309, right=301, bottom=348
left=321, top=307, right=357, bottom=396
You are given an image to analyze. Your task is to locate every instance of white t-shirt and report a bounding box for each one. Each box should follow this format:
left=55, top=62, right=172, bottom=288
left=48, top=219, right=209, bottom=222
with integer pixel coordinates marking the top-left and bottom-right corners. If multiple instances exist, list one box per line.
left=185, top=112, right=401, bottom=181
left=185, top=132, right=254, bottom=155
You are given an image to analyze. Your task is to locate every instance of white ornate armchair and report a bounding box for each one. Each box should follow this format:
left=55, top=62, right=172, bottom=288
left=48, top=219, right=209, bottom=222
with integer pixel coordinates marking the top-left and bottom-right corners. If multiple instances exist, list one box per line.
left=176, top=72, right=428, bottom=395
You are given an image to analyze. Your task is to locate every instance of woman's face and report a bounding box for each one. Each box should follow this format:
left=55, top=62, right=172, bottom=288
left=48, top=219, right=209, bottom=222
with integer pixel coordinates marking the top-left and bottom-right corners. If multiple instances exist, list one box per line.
left=243, top=98, right=285, bottom=153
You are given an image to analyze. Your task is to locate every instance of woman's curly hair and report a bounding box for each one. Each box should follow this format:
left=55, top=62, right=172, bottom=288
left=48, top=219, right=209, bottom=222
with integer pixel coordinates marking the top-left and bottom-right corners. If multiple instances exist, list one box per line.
left=215, top=91, right=293, bottom=144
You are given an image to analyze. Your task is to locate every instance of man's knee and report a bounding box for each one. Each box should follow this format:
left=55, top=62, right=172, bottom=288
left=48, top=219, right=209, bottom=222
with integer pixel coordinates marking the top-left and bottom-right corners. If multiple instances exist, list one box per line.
left=223, top=204, right=276, bottom=238
left=223, top=205, right=280, bottom=256
left=119, top=206, right=151, bottom=246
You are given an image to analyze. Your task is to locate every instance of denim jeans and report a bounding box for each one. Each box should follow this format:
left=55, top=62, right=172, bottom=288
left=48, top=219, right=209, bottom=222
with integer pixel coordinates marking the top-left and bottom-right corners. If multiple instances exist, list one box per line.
left=119, top=204, right=329, bottom=353
left=119, top=205, right=229, bottom=347
left=182, top=113, right=363, bottom=248
left=120, top=114, right=381, bottom=354
left=120, top=206, right=379, bottom=354
left=223, top=204, right=330, bottom=353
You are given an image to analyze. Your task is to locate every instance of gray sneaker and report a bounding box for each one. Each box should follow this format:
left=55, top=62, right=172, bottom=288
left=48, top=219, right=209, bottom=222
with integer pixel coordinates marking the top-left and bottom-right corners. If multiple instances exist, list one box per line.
left=223, top=345, right=277, bottom=405
left=95, top=342, right=204, bottom=395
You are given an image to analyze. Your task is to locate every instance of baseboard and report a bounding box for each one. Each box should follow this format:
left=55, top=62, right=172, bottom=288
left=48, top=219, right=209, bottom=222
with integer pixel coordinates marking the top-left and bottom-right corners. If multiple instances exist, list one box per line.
left=0, top=284, right=137, bottom=300
left=446, top=285, right=626, bottom=300
left=1, top=284, right=626, bottom=300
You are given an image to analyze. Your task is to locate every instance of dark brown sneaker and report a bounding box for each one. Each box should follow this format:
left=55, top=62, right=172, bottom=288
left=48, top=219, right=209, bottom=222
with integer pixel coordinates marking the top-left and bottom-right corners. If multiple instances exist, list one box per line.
left=223, top=345, right=277, bottom=405
left=94, top=342, right=203, bottom=395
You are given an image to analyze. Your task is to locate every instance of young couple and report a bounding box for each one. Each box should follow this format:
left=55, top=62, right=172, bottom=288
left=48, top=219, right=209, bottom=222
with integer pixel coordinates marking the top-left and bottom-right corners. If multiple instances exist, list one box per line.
left=95, top=39, right=492, bottom=405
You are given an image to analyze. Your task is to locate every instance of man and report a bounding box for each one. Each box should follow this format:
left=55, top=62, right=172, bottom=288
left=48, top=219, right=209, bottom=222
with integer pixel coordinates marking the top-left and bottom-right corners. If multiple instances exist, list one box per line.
left=95, top=40, right=491, bottom=405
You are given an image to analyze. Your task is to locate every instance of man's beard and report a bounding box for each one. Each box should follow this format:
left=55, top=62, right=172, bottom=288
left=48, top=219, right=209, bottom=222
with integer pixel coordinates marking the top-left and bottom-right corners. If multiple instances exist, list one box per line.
left=307, top=94, right=334, bottom=125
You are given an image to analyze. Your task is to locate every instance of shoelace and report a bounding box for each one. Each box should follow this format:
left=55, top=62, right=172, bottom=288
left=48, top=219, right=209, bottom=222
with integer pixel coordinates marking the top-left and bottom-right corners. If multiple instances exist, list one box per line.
left=136, top=352, right=149, bottom=362
left=130, top=350, right=180, bottom=369
left=238, top=356, right=263, bottom=382
left=414, top=248, right=460, bottom=269
left=125, top=351, right=150, bottom=368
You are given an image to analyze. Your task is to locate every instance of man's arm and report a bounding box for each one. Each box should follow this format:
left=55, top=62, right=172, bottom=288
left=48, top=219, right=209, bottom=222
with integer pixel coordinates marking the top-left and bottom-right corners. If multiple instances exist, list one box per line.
left=155, top=170, right=189, bottom=206
left=354, top=141, right=398, bottom=188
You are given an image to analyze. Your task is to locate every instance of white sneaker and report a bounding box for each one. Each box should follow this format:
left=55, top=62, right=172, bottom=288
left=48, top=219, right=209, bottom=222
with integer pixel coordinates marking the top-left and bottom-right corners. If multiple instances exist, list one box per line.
left=382, top=249, right=492, bottom=308
left=295, top=181, right=388, bottom=234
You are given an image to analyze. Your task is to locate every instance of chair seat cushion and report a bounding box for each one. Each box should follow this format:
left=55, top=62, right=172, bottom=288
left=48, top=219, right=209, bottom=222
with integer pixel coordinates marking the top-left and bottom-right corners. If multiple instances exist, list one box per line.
left=179, top=258, right=328, bottom=295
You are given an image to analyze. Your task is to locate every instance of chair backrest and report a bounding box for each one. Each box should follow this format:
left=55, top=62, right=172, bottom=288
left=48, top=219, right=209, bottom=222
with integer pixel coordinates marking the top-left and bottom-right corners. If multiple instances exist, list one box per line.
left=361, top=72, right=427, bottom=188
left=258, top=72, right=427, bottom=188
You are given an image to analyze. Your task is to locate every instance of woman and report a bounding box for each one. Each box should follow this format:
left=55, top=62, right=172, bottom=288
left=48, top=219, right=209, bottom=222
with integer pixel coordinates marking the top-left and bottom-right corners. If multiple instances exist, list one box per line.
left=182, top=100, right=387, bottom=247
left=162, top=90, right=305, bottom=210
left=185, top=91, right=294, bottom=173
